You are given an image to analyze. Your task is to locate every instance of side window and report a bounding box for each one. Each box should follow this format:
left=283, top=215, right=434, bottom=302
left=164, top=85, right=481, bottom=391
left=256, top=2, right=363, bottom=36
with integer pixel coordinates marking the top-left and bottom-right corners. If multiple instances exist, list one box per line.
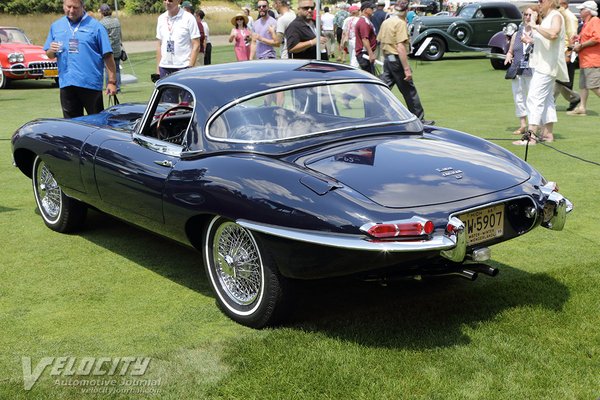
left=474, top=9, right=484, bottom=19
left=482, top=8, right=502, bottom=18
left=139, top=86, right=195, bottom=145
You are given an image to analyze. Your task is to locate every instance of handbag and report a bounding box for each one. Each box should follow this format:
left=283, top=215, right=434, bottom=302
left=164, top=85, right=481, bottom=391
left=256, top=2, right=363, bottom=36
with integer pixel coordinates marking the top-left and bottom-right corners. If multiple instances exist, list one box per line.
left=120, top=47, right=128, bottom=62
left=107, top=94, right=120, bottom=107
left=505, top=65, right=517, bottom=80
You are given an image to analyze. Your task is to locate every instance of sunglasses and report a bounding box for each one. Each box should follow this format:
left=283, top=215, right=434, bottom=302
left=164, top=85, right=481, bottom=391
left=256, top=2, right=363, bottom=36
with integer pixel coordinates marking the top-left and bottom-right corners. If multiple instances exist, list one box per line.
left=300, top=6, right=315, bottom=10
left=258, top=4, right=268, bottom=8
left=524, top=12, right=532, bottom=15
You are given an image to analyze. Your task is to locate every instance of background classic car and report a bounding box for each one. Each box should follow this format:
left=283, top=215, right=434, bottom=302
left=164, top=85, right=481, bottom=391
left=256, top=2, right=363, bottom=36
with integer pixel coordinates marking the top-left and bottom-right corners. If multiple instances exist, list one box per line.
left=410, top=2, right=522, bottom=61
left=11, top=60, right=572, bottom=328
left=0, top=26, right=57, bottom=89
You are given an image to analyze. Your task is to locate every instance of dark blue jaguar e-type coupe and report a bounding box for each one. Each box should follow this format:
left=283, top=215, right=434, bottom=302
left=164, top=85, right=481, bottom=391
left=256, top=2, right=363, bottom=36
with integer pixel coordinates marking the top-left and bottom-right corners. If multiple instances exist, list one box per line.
left=11, top=60, right=572, bottom=328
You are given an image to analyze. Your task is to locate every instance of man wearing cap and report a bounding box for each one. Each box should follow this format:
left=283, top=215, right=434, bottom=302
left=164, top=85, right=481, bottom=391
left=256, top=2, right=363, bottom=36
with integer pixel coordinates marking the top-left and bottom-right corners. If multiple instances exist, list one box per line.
left=156, top=0, right=200, bottom=78
left=377, top=0, right=430, bottom=123
left=342, top=5, right=360, bottom=67
left=44, top=0, right=117, bottom=118
left=355, top=2, right=378, bottom=73
left=99, top=3, right=122, bottom=92
left=567, top=0, right=600, bottom=116
left=286, top=0, right=328, bottom=59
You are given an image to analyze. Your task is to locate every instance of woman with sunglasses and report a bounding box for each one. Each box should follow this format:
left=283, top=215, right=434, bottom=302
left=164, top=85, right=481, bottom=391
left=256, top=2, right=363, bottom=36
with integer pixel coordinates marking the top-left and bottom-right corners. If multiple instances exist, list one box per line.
left=513, top=0, right=569, bottom=145
left=505, top=6, right=540, bottom=136
left=229, top=13, right=251, bottom=61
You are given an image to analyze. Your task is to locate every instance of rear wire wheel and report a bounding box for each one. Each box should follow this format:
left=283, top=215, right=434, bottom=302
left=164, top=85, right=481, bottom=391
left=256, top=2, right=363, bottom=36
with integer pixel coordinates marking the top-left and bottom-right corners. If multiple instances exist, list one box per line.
left=203, top=216, right=287, bottom=328
left=32, top=155, right=87, bottom=232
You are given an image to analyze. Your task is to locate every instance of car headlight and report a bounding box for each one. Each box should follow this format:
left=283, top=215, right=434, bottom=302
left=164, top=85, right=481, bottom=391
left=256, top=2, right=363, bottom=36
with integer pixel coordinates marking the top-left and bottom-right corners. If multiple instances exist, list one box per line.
left=503, top=23, right=518, bottom=37
left=8, top=52, right=25, bottom=63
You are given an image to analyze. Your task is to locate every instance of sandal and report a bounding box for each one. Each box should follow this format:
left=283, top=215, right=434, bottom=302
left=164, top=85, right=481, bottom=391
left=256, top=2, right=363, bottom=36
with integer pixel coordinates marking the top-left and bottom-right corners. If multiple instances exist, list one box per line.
left=512, top=139, right=537, bottom=146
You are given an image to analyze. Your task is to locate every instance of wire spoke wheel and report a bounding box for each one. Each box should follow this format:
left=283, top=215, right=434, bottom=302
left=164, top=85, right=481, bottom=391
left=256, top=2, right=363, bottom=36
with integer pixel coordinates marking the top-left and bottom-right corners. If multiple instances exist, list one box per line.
left=204, top=216, right=288, bottom=328
left=214, top=221, right=262, bottom=305
left=32, top=156, right=86, bottom=232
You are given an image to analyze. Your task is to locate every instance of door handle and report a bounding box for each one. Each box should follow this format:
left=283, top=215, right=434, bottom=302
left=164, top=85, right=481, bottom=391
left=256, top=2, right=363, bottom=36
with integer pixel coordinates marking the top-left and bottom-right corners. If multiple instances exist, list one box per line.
left=154, top=160, right=173, bottom=167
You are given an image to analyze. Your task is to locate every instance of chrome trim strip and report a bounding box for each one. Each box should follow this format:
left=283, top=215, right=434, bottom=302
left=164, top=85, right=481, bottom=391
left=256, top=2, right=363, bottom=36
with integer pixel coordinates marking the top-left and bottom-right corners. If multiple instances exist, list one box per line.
left=236, top=219, right=458, bottom=252
left=205, top=79, right=417, bottom=144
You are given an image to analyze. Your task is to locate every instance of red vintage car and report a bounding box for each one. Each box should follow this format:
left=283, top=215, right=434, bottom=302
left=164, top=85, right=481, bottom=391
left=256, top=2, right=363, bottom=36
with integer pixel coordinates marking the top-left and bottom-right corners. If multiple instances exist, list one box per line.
left=0, top=26, right=58, bottom=89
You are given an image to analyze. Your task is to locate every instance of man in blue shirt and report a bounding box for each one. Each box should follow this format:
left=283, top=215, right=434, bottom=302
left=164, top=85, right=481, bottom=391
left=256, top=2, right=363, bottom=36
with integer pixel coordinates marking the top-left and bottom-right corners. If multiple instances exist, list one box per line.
left=44, top=0, right=117, bottom=118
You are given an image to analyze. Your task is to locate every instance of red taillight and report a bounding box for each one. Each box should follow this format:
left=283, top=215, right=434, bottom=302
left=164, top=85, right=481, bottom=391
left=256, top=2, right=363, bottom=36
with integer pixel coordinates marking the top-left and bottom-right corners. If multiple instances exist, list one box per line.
left=365, top=219, right=434, bottom=238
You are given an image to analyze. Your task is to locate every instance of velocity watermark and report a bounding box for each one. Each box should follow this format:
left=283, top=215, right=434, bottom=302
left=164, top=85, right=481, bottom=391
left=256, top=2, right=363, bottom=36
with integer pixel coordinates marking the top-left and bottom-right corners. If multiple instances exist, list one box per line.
left=22, top=356, right=160, bottom=394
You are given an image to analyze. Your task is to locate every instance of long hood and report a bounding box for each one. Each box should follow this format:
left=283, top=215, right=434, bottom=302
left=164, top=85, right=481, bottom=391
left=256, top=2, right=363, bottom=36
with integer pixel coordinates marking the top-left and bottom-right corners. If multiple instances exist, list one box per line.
left=304, top=137, right=530, bottom=208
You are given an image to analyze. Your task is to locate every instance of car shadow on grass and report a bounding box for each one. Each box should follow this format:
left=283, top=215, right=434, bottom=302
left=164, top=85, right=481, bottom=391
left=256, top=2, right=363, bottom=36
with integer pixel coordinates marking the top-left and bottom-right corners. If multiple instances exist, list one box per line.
left=284, top=264, right=569, bottom=349
left=78, top=209, right=213, bottom=297
left=76, top=210, right=569, bottom=349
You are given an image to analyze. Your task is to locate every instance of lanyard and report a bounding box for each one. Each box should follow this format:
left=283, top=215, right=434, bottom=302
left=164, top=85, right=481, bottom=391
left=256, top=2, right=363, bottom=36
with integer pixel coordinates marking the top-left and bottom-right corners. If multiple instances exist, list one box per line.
left=68, top=13, right=86, bottom=37
left=166, top=12, right=180, bottom=39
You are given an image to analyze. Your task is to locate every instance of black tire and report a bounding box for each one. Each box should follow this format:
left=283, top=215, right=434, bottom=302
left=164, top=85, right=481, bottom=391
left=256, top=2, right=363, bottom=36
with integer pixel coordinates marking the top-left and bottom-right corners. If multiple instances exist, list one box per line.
left=32, top=156, right=87, bottom=233
left=0, top=71, right=9, bottom=89
left=203, top=216, right=287, bottom=328
left=490, top=48, right=508, bottom=70
left=420, top=37, right=445, bottom=61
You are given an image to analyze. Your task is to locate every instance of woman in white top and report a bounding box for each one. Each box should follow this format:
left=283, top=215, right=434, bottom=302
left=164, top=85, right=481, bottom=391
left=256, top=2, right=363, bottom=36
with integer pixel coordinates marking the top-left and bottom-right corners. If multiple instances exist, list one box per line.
left=513, top=0, right=568, bottom=145
left=342, top=6, right=360, bottom=68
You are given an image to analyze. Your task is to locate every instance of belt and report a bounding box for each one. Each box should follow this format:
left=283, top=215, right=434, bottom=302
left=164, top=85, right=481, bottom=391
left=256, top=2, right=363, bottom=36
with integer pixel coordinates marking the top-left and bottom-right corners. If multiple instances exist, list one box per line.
left=383, top=53, right=400, bottom=62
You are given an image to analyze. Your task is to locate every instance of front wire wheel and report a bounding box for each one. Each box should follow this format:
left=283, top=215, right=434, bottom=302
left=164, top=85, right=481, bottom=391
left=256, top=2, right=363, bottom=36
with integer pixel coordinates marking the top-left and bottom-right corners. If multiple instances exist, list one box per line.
left=32, top=155, right=87, bottom=232
left=204, top=216, right=287, bottom=328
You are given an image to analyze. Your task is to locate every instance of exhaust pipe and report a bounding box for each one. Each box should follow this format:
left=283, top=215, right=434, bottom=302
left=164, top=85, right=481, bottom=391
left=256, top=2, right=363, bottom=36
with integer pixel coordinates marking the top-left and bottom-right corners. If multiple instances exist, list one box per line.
left=468, top=263, right=499, bottom=277
left=454, top=269, right=478, bottom=281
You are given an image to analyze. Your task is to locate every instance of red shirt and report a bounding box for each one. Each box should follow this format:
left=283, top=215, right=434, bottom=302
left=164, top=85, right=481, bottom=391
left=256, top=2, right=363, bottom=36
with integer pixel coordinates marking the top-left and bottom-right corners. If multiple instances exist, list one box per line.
left=355, top=16, right=377, bottom=55
left=579, top=16, right=600, bottom=68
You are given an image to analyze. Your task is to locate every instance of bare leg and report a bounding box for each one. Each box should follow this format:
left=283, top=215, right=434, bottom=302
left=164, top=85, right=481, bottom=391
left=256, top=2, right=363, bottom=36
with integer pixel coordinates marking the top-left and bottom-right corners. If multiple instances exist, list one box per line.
left=542, top=122, right=554, bottom=142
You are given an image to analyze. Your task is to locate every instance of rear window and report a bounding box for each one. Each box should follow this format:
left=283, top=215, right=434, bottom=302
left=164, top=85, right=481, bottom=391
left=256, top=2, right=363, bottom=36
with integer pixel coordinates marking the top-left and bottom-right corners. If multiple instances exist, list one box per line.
left=208, top=82, right=414, bottom=143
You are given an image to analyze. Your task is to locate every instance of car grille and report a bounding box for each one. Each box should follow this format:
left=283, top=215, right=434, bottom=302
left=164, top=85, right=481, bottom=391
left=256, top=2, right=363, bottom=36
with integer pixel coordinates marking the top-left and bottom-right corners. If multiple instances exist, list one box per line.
left=28, top=61, right=58, bottom=75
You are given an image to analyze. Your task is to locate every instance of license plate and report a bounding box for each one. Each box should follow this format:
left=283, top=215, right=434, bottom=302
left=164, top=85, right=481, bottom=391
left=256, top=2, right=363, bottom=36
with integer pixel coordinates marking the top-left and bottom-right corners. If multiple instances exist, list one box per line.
left=459, top=204, right=504, bottom=246
left=43, top=69, right=58, bottom=78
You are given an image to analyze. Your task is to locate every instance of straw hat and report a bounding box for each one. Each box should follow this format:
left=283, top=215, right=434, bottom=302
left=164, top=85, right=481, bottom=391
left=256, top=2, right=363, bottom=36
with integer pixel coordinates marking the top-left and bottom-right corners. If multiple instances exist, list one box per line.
left=231, top=13, right=249, bottom=26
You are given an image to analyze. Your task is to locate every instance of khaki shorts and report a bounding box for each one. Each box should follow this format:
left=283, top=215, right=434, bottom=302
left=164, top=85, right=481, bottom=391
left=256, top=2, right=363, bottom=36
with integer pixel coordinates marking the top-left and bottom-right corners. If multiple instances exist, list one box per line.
left=579, top=67, right=600, bottom=89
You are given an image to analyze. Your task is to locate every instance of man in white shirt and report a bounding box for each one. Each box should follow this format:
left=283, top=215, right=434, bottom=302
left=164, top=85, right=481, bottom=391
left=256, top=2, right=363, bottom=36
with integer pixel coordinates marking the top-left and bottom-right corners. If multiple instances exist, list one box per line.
left=321, top=6, right=335, bottom=57
left=274, top=0, right=296, bottom=58
left=156, top=0, right=200, bottom=78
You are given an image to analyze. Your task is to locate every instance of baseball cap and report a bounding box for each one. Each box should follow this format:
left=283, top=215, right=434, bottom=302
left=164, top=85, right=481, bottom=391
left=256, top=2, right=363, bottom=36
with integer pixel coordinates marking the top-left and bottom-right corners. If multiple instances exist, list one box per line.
left=99, top=3, right=111, bottom=13
left=576, top=0, right=598, bottom=11
left=181, top=1, right=193, bottom=9
left=349, top=4, right=360, bottom=12
left=361, top=1, right=375, bottom=11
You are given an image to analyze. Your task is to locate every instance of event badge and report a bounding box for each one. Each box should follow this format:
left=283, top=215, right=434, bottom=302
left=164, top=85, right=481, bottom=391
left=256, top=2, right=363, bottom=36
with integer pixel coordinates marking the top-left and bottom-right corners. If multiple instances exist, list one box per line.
left=68, top=38, right=79, bottom=54
left=166, top=40, right=175, bottom=54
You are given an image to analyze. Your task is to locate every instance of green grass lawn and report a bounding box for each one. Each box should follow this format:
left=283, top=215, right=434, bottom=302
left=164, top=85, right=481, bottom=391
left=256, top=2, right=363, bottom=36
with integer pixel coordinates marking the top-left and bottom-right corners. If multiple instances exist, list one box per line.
left=1, top=51, right=599, bottom=399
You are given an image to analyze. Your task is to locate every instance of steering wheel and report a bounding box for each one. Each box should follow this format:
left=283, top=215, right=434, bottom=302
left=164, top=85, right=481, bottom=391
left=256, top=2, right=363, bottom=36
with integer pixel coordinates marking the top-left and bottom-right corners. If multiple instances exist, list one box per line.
left=156, top=105, right=193, bottom=140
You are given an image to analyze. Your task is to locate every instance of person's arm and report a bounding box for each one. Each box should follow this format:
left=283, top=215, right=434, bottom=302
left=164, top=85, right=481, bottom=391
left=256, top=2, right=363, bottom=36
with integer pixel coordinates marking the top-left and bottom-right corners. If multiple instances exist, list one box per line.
left=250, top=34, right=257, bottom=59
left=397, top=41, right=412, bottom=80
left=574, top=38, right=598, bottom=52
left=156, top=40, right=162, bottom=74
left=256, top=24, right=280, bottom=47
left=103, top=53, right=117, bottom=95
left=504, top=33, right=516, bottom=65
left=362, top=36, right=375, bottom=61
left=189, top=38, right=200, bottom=66
left=229, top=28, right=236, bottom=43
left=530, top=12, right=561, bottom=40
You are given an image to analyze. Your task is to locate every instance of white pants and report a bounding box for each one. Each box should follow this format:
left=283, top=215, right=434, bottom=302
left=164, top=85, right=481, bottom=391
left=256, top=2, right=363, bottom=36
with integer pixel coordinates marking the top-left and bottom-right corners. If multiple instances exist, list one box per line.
left=526, top=71, right=557, bottom=125
left=348, top=40, right=358, bottom=68
left=512, top=75, right=531, bottom=118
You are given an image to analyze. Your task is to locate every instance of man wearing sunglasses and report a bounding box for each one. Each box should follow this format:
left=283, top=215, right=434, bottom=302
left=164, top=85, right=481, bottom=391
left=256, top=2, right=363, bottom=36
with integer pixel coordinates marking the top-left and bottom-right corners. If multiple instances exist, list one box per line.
left=286, top=0, right=328, bottom=60
left=156, top=0, right=201, bottom=78
left=251, top=0, right=278, bottom=59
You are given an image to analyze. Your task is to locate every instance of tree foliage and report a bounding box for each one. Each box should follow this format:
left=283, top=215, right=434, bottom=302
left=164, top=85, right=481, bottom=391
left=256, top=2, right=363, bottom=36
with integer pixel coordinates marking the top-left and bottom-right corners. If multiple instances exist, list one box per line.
left=0, top=0, right=164, bottom=15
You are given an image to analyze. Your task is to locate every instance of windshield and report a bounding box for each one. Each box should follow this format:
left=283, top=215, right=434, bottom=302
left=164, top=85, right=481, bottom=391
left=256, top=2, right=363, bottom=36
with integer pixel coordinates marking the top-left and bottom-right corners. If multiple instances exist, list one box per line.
left=208, top=82, right=414, bottom=143
left=0, top=28, right=31, bottom=44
